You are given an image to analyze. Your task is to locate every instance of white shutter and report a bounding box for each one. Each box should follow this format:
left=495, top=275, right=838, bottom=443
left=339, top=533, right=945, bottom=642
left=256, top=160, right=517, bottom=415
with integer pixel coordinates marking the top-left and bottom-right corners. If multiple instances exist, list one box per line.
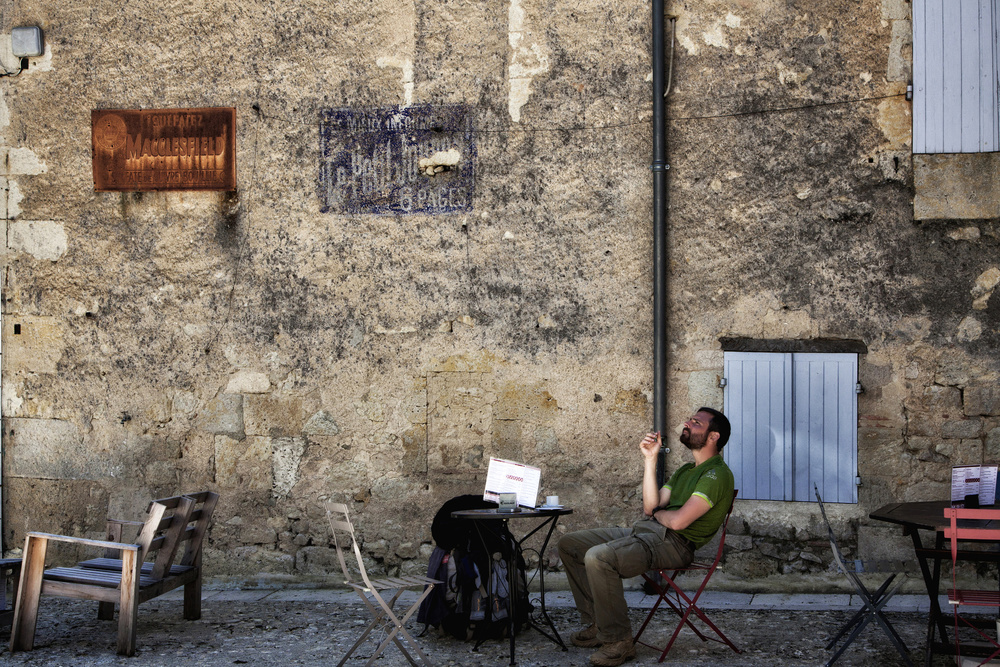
left=913, top=0, right=1000, bottom=153
left=724, top=352, right=858, bottom=502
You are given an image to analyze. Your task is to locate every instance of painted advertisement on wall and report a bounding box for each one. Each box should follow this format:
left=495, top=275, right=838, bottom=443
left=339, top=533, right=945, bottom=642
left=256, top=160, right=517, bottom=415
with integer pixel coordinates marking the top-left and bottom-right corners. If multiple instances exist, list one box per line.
left=318, top=104, right=475, bottom=215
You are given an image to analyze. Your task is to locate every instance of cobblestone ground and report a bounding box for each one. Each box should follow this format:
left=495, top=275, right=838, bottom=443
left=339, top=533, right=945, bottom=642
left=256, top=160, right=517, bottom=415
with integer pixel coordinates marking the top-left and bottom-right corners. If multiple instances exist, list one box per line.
left=0, top=596, right=966, bottom=666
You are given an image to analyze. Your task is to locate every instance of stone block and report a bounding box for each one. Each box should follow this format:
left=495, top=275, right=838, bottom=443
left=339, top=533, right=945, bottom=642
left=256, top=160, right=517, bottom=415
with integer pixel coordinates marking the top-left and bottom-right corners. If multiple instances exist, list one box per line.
left=303, top=410, right=341, bottom=435
left=401, top=424, right=428, bottom=474
left=686, top=371, right=724, bottom=412
left=942, top=419, right=981, bottom=439
left=762, top=308, right=816, bottom=338
left=905, top=435, right=931, bottom=453
left=225, top=370, right=271, bottom=394
left=239, top=524, right=279, bottom=546
left=144, top=460, right=180, bottom=487
left=245, top=394, right=305, bottom=437
left=215, top=435, right=272, bottom=490
left=986, top=427, right=1000, bottom=460
left=934, top=350, right=971, bottom=387
left=6, top=417, right=115, bottom=480
left=8, top=220, right=67, bottom=261
left=934, top=440, right=954, bottom=458
left=915, top=153, right=1000, bottom=221
left=725, top=534, right=753, bottom=551
left=4, top=316, right=64, bottom=374
left=965, top=386, right=1000, bottom=416
left=955, top=439, right=984, bottom=465
left=495, top=383, right=557, bottom=420
left=534, top=426, right=559, bottom=454
left=4, top=478, right=111, bottom=563
left=273, top=436, right=305, bottom=498
left=857, top=524, right=912, bottom=562
left=926, top=385, right=962, bottom=412
left=7, top=147, right=47, bottom=175
left=427, top=373, right=492, bottom=471
left=198, top=393, right=244, bottom=438
left=295, top=545, right=341, bottom=575
left=178, top=432, right=216, bottom=488
left=905, top=414, right=938, bottom=437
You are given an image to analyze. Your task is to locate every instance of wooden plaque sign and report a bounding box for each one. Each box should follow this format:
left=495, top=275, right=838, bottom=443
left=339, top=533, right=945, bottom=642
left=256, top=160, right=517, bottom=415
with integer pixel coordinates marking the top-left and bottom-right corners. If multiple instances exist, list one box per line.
left=92, top=107, right=236, bottom=191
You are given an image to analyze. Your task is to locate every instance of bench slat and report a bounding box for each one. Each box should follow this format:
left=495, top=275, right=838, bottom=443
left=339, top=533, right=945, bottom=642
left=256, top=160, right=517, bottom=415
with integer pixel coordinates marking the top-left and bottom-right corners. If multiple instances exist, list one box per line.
left=44, top=566, right=163, bottom=589
left=78, top=558, right=192, bottom=577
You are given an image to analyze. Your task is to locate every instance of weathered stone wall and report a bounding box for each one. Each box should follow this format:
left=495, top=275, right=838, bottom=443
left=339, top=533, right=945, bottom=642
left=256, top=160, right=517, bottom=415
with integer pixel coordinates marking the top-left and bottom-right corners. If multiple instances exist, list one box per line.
left=0, top=0, right=995, bottom=588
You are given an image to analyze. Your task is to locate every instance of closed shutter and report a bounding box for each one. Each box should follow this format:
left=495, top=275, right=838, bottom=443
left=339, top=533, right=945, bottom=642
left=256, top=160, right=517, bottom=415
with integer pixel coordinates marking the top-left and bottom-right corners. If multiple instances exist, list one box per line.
left=723, top=353, right=793, bottom=501
left=723, top=352, right=858, bottom=503
left=791, top=354, right=858, bottom=503
left=913, top=0, right=1000, bottom=153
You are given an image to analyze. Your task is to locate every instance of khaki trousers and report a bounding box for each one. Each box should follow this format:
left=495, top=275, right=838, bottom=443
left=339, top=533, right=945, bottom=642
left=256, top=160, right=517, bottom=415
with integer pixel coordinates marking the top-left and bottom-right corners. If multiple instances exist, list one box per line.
left=557, top=522, right=693, bottom=643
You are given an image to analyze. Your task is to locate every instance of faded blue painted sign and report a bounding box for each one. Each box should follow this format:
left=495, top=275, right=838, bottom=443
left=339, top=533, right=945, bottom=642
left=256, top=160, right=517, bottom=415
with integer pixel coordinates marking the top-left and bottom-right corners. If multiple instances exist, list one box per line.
left=319, top=105, right=475, bottom=214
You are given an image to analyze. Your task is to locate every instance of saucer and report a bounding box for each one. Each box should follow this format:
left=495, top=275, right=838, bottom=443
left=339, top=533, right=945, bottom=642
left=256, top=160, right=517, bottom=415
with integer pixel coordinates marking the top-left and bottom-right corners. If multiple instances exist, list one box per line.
left=538, top=504, right=564, bottom=510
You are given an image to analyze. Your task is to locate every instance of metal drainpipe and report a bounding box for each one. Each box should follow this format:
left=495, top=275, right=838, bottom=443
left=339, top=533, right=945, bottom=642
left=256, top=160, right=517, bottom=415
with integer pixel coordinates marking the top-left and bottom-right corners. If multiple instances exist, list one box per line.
left=652, top=1, right=670, bottom=485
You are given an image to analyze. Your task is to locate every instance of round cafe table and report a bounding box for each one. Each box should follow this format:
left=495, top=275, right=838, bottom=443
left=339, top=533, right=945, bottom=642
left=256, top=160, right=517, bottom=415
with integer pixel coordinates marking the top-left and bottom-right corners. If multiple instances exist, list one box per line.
left=450, top=506, right=572, bottom=666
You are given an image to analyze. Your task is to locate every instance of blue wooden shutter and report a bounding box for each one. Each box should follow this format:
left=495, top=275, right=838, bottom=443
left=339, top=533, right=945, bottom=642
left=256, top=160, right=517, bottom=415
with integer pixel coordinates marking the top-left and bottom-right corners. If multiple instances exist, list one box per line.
left=913, top=0, right=1000, bottom=153
left=723, top=352, right=858, bottom=502
left=723, top=353, right=793, bottom=501
left=791, top=354, right=858, bottom=503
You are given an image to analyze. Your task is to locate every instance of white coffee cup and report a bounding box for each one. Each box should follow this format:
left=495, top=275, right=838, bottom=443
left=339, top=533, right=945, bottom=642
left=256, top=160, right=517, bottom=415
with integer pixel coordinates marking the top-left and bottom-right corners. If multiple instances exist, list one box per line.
left=546, top=495, right=559, bottom=506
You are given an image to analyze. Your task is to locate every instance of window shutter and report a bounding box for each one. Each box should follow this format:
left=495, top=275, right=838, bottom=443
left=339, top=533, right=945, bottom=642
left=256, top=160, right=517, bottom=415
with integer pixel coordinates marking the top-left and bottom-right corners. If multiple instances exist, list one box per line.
left=913, top=0, right=1000, bottom=153
left=723, top=352, right=793, bottom=501
left=724, top=352, right=858, bottom=502
left=791, top=354, right=858, bottom=503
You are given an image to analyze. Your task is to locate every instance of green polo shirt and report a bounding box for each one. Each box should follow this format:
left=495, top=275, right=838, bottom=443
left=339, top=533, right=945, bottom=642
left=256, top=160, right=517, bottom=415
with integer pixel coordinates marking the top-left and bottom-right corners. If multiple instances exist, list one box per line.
left=662, top=455, right=735, bottom=548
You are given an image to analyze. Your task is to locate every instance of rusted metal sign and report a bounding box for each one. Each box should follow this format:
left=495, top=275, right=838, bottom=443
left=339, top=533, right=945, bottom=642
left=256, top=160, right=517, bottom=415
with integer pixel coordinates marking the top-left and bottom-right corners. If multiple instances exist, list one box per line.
left=92, top=107, right=236, bottom=191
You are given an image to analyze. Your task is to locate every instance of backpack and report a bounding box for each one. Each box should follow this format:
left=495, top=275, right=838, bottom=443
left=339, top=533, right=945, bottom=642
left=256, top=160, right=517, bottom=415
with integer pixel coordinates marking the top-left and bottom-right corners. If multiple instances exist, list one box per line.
left=417, top=494, right=532, bottom=640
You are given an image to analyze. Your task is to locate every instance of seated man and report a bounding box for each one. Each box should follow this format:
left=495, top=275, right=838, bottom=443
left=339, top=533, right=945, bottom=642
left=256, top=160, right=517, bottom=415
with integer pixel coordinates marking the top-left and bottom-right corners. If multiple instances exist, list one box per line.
left=557, top=407, right=735, bottom=666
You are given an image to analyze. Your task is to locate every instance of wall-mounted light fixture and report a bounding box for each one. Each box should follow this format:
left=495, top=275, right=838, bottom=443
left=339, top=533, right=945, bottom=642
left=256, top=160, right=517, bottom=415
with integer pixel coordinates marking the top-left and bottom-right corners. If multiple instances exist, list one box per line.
left=11, top=26, right=44, bottom=58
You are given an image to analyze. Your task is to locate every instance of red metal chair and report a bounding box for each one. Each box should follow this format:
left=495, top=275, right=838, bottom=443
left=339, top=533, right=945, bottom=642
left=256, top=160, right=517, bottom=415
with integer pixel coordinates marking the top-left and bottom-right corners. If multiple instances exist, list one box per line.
left=943, top=506, right=1000, bottom=666
left=633, top=490, right=741, bottom=662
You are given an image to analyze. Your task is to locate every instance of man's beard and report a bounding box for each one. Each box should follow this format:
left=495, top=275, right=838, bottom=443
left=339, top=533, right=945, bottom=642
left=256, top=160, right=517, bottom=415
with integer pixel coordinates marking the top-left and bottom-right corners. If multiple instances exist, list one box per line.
left=679, top=428, right=707, bottom=451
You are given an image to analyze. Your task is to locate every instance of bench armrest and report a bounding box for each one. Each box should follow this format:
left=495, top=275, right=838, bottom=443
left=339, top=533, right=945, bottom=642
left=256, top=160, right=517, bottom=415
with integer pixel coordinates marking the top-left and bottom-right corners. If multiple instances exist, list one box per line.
left=25, top=531, right=140, bottom=552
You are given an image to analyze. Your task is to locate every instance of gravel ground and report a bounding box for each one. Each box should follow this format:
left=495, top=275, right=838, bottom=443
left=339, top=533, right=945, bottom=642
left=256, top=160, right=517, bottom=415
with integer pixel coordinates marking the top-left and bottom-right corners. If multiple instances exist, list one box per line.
left=0, top=594, right=966, bottom=666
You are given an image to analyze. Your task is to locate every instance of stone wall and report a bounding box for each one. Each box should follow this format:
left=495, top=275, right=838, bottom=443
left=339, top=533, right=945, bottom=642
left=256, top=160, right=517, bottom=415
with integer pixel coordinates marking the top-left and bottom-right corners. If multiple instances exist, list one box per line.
left=0, top=0, right=995, bottom=588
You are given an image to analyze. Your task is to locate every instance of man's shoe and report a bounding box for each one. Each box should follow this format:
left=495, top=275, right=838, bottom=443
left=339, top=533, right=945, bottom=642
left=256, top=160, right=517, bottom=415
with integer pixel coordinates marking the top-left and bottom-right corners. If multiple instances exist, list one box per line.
left=589, top=639, right=637, bottom=666
left=571, top=624, right=602, bottom=648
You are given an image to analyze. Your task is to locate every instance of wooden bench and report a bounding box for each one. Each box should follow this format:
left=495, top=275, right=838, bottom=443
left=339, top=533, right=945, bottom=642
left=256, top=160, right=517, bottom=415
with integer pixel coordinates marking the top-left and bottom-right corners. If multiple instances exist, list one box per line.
left=9, top=491, right=219, bottom=656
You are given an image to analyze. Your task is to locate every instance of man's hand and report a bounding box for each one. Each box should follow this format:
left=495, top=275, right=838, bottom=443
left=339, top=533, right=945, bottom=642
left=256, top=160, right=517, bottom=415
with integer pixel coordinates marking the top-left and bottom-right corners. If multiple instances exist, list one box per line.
left=639, top=432, right=661, bottom=460
left=641, top=431, right=669, bottom=515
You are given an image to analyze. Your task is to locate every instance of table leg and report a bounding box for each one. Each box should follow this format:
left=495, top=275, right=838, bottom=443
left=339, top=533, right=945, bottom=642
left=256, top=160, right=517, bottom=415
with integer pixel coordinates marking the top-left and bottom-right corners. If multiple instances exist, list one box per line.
left=504, top=518, right=516, bottom=666
left=518, top=515, right=567, bottom=650
left=468, top=519, right=518, bottom=665
left=910, top=529, right=947, bottom=667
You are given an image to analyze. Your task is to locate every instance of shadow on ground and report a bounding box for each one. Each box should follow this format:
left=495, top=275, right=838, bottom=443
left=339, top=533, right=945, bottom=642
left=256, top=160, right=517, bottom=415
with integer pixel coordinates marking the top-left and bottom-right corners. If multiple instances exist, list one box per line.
left=0, top=596, right=968, bottom=666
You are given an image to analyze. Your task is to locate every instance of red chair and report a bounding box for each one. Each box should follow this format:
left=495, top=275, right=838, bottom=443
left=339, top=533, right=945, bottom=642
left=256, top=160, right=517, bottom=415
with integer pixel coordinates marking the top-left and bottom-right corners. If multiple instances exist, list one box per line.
left=943, top=506, right=1000, bottom=666
left=633, top=490, right=741, bottom=662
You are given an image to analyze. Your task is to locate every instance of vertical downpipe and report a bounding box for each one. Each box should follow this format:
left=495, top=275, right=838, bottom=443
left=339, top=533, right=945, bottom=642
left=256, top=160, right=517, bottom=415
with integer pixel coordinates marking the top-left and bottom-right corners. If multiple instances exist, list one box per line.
left=651, top=0, right=669, bottom=485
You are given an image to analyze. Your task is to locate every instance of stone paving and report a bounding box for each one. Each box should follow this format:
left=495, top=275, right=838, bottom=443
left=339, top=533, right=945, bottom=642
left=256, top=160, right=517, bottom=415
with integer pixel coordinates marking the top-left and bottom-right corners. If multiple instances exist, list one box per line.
left=0, top=588, right=973, bottom=666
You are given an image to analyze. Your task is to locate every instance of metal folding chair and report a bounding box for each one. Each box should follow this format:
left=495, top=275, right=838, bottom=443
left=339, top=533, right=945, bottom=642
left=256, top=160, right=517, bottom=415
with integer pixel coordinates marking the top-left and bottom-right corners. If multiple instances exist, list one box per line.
left=814, top=486, right=913, bottom=667
left=326, top=503, right=442, bottom=666
left=943, top=506, right=1000, bottom=666
left=633, top=490, right=741, bottom=662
